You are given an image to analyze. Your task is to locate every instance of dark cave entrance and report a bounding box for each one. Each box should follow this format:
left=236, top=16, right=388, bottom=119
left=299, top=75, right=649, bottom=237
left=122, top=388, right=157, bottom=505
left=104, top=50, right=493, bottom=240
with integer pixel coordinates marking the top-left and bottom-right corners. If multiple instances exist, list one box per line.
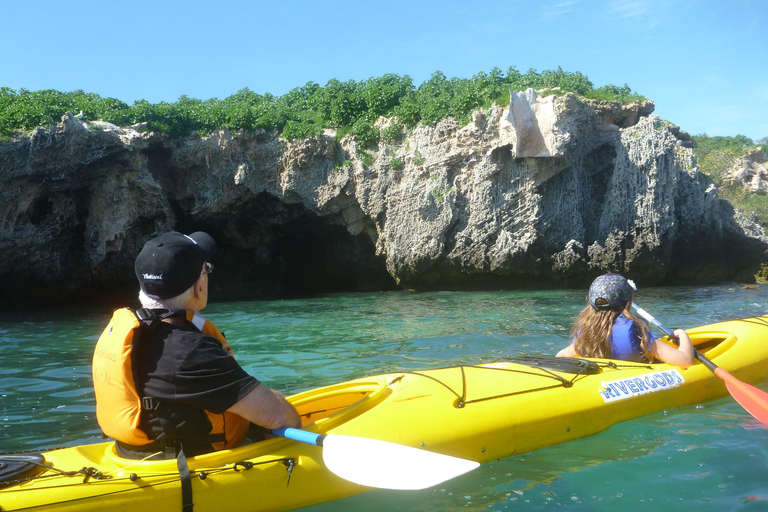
left=175, top=193, right=398, bottom=300
left=271, top=212, right=395, bottom=295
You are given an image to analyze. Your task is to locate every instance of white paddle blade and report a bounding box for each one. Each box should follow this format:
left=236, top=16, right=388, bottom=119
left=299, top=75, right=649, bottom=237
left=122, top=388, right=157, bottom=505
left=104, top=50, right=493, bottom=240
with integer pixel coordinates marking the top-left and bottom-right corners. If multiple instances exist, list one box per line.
left=321, top=434, right=479, bottom=490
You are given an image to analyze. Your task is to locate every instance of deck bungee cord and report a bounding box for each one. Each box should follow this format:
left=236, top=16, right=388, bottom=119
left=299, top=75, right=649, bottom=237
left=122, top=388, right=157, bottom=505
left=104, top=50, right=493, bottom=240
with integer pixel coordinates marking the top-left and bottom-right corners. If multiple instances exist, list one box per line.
left=384, top=357, right=652, bottom=408
left=734, top=316, right=768, bottom=329
left=0, top=454, right=297, bottom=505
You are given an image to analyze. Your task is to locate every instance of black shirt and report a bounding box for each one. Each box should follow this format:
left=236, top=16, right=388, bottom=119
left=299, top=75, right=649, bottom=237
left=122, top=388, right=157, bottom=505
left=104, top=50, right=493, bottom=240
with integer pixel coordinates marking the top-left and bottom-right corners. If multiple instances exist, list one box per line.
left=132, top=320, right=259, bottom=455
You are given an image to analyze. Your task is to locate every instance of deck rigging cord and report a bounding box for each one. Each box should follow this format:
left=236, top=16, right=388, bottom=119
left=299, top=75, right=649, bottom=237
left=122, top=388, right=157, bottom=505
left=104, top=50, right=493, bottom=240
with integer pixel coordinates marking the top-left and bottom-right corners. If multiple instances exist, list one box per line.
left=0, top=454, right=297, bottom=509
left=389, top=357, right=651, bottom=408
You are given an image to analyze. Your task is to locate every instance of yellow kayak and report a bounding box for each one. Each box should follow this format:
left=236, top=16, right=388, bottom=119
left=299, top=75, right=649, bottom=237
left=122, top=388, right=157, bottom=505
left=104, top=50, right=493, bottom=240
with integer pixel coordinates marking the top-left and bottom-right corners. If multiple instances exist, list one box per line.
left=2, top=314, right=768, bottom=512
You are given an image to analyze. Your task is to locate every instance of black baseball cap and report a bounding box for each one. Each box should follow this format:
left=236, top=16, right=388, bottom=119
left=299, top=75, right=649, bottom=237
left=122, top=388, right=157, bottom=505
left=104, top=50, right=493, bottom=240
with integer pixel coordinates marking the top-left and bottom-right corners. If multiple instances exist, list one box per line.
left=135, top=231, right=217, bottom=299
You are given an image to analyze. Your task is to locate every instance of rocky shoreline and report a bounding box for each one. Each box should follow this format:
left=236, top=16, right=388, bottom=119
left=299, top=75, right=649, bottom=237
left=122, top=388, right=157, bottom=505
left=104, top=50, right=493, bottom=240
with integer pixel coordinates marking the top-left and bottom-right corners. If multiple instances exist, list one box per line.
left=1, top=89, right=766, bottom=308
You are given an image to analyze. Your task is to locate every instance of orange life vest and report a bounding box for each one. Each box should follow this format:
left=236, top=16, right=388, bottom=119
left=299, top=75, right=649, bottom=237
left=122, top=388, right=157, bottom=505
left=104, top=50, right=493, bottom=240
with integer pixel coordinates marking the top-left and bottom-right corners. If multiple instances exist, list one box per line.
left=92, top=308, right=250, bottom=451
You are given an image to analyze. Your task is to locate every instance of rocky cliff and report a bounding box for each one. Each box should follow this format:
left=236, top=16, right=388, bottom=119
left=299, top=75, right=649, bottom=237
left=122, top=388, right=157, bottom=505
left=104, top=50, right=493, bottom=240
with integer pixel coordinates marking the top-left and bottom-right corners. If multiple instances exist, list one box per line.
left=728, top=147, right=768, bottom=194
left=2, top=89, right=766, bottom=308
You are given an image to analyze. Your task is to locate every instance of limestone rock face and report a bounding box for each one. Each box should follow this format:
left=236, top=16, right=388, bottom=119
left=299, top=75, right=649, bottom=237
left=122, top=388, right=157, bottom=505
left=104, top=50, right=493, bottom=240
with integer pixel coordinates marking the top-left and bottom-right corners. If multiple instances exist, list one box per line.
left=1, top=93, right=766, bottom=307
left=728, top=148, right=768, bottom=195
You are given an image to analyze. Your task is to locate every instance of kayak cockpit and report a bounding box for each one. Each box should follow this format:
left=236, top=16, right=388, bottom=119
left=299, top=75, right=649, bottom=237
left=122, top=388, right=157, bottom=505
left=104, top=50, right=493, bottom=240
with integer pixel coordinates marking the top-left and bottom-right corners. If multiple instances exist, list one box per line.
left=666, top=330, right=735, bottom=360
left=289, top=381, right=390, bottom=429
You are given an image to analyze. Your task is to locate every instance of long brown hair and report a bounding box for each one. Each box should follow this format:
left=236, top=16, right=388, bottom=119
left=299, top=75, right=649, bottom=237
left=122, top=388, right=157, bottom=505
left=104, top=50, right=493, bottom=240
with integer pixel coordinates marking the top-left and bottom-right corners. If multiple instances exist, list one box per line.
left=570, top=297, right=653, bottom=361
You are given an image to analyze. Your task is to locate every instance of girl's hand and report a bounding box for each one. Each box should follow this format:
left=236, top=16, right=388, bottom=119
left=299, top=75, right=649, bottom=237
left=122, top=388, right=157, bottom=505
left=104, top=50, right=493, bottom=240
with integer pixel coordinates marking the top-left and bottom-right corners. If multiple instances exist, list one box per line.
left=651, top=329, right=695, bottom=368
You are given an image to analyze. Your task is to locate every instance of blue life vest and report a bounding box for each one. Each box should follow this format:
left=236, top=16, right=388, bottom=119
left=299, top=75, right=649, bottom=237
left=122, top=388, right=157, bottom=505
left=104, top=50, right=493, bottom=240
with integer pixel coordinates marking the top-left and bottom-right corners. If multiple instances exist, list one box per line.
left=571, top=314, right=655, bottom=362
left=608, top=314, right=655, bottom=362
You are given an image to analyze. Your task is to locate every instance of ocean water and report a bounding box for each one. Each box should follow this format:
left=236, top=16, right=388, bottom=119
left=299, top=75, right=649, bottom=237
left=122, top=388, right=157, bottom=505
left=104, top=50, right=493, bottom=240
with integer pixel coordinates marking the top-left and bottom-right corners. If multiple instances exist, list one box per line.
left=1, top=285, right=767, bottom=511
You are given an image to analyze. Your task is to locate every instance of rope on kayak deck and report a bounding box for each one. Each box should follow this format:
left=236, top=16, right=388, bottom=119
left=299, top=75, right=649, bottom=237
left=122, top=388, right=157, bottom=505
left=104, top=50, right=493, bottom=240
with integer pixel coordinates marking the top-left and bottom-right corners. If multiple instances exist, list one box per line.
left=0, top=456, right=298, bottom=508
left=736, top=316, right=768, bottom=329
left=393, top=359, right=652, bottom=409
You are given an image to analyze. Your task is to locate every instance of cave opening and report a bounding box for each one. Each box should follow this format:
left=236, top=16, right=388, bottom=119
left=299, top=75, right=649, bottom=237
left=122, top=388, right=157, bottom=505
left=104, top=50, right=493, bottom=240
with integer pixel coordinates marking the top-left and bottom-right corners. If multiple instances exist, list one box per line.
left=175, top=193, right=398, bottom=300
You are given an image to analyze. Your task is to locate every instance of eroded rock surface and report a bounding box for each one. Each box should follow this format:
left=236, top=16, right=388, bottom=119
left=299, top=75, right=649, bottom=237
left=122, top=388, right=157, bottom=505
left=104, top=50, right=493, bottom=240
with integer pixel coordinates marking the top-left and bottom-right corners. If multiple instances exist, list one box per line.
left=2, top=90, right=766, bottom=307
left=728, top=147, right=768, bottom=195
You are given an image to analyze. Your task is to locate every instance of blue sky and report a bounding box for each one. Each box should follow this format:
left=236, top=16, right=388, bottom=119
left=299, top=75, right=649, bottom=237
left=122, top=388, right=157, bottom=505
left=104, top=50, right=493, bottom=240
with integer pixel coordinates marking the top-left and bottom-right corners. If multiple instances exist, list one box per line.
left=3, top=0, right=766, bottom=140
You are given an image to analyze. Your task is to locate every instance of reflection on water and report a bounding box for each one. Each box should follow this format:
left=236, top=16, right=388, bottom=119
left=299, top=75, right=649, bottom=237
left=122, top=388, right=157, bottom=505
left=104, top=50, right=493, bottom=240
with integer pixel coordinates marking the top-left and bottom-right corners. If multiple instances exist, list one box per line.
left=1, top=285, right=767, bottom=510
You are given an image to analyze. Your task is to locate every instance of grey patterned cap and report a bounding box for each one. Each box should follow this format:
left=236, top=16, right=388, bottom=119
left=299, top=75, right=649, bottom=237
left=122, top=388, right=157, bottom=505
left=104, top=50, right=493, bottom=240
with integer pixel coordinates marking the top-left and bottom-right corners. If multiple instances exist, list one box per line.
left=588, top=273, right=634, bottom=310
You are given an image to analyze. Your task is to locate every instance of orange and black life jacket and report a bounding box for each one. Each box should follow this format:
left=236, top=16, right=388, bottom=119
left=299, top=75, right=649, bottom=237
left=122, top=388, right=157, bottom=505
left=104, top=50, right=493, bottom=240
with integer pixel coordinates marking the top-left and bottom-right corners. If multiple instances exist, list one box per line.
left=92, top=308, right=250, bottom=453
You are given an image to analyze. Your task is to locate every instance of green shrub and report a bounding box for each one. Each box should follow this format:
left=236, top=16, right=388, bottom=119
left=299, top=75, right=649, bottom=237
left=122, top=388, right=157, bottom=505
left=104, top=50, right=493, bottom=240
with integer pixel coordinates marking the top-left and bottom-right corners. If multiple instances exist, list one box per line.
left=585, top=84, right=645, bottom=102
left=381, top=123, right=402, bottom=144
left=692, top=134, right=764, bottom=186
left=391, top=93, right=421, bottom=126
left=720, top=187, right=768, bottom=228
left=693, top=134, right=768, bottom=231
left=693, top=134, right=759, bottom=159
left=360, top=150, right=375, bottom=167
left=281, top=119, right=323, bottom=140
left=363, top=74, right=413, bottom=117
left=221, top=87, right=263, bottom=131
left=412, top=150, right=426, bottom=166
left=320, top=79, right=365, bottom=127
left=698, top=148, right=741, bottom=184
left=352, top=116, right=380, bottom=148
left=334, top=159, right=353, bottom=169
left=0, top=67, right=657, bottom=140
left=390, top=157, right=404, bottom=171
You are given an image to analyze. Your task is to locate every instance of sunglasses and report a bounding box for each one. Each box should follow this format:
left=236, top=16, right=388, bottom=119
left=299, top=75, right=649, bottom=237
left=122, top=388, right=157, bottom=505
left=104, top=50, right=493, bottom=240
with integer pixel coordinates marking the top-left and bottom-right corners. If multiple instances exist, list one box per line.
left=202, top=262, right=214, bottom=275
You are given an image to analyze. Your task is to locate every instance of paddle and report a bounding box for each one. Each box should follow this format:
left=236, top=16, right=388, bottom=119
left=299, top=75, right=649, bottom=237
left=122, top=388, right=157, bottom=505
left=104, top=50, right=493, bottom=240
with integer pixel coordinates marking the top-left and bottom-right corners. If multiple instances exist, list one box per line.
left=631, top=302, right=768, bottom=425
left=272, top=427, right=479, bottom=490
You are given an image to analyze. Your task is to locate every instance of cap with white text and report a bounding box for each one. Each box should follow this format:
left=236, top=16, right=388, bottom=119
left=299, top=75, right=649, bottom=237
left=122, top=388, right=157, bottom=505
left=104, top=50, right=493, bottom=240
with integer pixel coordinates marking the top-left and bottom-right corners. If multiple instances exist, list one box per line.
left=134, top=231, right=216, bottom=299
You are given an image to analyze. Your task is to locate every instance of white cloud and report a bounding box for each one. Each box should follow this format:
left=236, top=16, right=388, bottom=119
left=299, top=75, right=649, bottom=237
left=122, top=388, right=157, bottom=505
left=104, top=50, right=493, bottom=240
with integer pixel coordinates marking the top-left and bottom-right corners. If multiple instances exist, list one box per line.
left=603, top=0, right=704, bottom=29
left=609, top=0, right=649, bottom=19
left=539, top=0, right=580, bottom=17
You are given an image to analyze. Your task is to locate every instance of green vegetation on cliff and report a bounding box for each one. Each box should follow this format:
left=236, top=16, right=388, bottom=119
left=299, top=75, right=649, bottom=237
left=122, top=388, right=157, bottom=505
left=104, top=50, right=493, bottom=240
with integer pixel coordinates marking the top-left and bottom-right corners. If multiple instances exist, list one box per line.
left=693, top=134, right=768, bottom=227
left=0, top=67, right=644, bottom=143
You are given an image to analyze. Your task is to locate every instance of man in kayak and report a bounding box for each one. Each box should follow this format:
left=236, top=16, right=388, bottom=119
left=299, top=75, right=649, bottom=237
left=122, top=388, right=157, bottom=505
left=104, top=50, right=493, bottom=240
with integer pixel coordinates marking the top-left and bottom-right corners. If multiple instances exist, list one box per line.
left=93, top=231, right=301, bottom=459
left=556, top=273, right=694, bottom=368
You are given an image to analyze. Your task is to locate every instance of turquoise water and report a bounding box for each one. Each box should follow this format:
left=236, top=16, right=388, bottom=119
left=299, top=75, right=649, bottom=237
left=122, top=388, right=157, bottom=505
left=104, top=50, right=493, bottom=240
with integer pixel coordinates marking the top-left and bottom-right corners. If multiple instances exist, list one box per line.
left=1, top=285, right=767, bottom=511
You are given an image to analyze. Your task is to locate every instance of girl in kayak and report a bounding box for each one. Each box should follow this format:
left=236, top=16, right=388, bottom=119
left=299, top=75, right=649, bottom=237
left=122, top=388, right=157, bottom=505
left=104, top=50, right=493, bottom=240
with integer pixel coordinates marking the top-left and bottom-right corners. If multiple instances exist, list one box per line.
left=556, top=273, right=694, bottom=368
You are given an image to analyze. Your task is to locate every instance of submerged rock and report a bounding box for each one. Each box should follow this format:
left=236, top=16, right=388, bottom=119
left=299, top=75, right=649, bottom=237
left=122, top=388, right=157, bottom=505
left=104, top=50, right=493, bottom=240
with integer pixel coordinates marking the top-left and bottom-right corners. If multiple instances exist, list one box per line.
left=1, top=92, right=766, bottom=307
